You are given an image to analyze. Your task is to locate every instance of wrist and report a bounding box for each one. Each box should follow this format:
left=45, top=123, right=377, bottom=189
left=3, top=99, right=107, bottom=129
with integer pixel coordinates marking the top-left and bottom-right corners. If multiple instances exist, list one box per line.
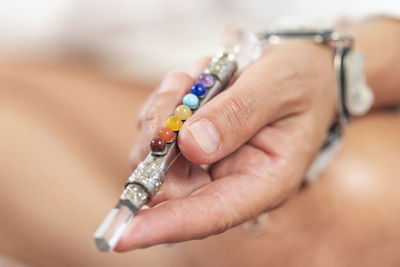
left=337, top=17, right=400, bottom=108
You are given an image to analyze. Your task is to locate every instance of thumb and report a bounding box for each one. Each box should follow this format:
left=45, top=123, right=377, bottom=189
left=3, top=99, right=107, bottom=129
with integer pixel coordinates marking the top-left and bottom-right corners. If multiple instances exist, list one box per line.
left=178, top=59, right=304, bottom=164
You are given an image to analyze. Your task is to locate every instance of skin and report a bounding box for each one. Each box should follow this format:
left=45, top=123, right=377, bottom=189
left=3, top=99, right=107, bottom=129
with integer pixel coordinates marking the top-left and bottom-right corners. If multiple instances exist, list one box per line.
left=0, top=17, right=399, bottom=267
left=116, top=17, right=400, bottom=251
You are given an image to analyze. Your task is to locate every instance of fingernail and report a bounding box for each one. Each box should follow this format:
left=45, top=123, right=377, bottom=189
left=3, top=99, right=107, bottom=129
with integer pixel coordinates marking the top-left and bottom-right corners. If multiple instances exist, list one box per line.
left=188, top=119, right=220, bottom=154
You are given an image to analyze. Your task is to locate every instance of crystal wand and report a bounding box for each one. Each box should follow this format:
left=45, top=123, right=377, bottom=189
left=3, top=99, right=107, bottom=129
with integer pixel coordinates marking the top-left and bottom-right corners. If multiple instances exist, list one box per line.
left=93, top=51, right=237, bottom=251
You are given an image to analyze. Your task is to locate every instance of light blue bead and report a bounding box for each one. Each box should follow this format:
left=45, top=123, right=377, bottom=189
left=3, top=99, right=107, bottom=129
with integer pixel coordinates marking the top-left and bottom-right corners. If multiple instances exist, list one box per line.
left=182, top=93, right=199, bottom=109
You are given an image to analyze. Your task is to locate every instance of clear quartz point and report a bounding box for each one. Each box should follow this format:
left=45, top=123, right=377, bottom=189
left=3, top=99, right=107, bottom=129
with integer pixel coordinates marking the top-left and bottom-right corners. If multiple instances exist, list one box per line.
left=93, top=204, right=134, bottom=251
left=219, top=24, right=262, bottom=69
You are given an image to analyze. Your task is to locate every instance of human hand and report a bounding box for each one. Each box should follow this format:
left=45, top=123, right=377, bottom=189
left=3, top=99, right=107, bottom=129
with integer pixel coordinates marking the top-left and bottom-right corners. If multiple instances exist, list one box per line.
left=115, top=40, right=336, bottom=251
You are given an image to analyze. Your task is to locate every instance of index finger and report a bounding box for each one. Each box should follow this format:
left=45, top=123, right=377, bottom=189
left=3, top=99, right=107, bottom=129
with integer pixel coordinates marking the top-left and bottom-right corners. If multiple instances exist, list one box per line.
left=129, top=58, right=210, bottom=167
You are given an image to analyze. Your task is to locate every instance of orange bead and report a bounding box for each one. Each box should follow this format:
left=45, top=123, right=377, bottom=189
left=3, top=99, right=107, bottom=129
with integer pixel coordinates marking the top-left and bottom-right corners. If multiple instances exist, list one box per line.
left=165, top=115, right=183, bottom=131
left=157, top=127, right=175, bottom=143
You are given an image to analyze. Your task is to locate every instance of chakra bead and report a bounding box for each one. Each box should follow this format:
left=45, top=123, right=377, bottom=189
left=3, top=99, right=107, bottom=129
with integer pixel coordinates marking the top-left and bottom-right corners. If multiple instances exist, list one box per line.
left=182, top=93, right=199, bottom=109
left=190, top=82, right=207, bottom=97
left=165, top=115, right=183, bottom=131
left=157, top=127, right=175, bottom=143
left=198, top=73, right=215, bottom=87
left=174, top=105, right=192, bottom=120
left=150, top=137, right=166, bottom=152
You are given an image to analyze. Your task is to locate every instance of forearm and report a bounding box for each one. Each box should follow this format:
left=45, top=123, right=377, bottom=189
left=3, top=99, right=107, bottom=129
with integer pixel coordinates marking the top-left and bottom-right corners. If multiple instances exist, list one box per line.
left=340, top=17, right=400, bottom=108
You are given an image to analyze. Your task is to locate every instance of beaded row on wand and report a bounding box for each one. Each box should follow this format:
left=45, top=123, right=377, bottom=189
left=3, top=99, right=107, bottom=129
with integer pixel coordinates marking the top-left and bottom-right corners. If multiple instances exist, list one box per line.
left=150, top=73, right=214, bottom=155
left=94, top=51, right=238, bottom=251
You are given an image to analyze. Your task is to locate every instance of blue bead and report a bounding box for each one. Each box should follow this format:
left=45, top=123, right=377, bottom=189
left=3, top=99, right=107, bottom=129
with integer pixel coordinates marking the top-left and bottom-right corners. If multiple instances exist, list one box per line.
left=182, top=93, right=199, bottom=109
left=190, top=82, right=207, bottom=97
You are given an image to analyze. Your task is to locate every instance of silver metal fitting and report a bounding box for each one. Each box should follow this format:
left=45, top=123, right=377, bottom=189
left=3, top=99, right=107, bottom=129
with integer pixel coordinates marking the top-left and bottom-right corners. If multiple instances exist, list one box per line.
left=206, top=51, right=237, bottom=85
left=119, top=183, right=149, bottom=212
left=126, top=162, right=165, bottom=196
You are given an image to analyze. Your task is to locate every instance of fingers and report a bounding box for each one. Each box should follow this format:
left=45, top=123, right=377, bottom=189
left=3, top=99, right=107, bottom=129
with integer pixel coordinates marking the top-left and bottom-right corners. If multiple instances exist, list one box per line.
left=115, top=42, right=336, bottom=252
left=115, top=113, right=324, bottom=252
left=115, top=172, right=271, bottom=251
left=209, top=113, right=321, bottom=185
left=178, top=56, right=308, bottom=164
left=115, top=147, right=290, bottom=252
left=130, top=58, right=210, bottom=167
left=146, top=158, right=211, bottom=207
left=129, top=58, right=213, bottom=209
left=178, top=40, right=336, bottom=165
left=129, top=71, right=193, bottom=166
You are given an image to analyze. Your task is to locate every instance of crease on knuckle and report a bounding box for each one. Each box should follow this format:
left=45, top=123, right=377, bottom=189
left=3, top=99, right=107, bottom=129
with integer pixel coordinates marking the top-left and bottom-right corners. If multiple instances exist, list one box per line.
left=222, top=95, right=254, bottom=134
left=276, top=67, right=312, bottom=114
left=138, top=108, right=159, bottom=129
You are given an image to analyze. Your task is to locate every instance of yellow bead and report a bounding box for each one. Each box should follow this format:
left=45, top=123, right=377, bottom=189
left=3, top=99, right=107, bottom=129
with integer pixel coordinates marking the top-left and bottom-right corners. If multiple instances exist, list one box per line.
left=174, top=105, right=192, bottom=120
left=165, top=115, right=183, bottom=131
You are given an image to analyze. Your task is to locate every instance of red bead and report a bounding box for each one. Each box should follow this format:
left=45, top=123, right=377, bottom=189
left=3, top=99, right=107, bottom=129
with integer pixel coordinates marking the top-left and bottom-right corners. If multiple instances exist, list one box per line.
left=150, top=137, right=166, bottom=152
left=157, top=127, right=175, bottom=143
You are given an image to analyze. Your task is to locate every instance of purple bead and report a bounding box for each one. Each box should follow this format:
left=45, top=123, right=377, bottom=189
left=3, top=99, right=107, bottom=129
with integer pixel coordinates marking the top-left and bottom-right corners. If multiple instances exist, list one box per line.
left=198, top=73, right=215, bottom=87
left=190, top=82, right=207, bottom=98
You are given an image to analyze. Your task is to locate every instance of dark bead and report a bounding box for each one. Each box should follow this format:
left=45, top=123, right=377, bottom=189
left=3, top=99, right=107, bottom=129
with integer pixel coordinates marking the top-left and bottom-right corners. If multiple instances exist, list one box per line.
left=150, top=137, right=166, bottom=152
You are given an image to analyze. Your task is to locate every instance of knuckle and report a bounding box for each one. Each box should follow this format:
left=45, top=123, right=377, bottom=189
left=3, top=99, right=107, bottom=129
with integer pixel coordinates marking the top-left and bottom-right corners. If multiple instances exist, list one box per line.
left=163, top=71, right=193, bottom=89
left=207, top=192, right=237, bottom=236
left=152, top=71, right=193, bottom=100
left=137, top=107, right=159, bottom=129
left=222, top=95, right=254, bottom=132
left=167, top=70, right=191, bottom=81
left=278, top=67, right=307, bottom=97
left=141, top=109, right=158, bottom=125
left=275, top=67, right=312, bottom=113
left=136, top=104, right=150, bottom=127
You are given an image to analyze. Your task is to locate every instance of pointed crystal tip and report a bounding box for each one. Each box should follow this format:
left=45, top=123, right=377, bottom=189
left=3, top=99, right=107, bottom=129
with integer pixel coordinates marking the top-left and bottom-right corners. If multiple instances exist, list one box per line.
left=93, top=205, right=134, bottom=252
left=94, top=237, right=112, bottom=252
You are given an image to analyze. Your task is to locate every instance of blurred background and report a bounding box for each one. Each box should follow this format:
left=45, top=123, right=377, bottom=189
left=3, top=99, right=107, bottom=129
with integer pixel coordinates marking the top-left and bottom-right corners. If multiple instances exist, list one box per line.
left=1, top=0, right=398, bottom=80
left=0, top=0, right=399, bottom=266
